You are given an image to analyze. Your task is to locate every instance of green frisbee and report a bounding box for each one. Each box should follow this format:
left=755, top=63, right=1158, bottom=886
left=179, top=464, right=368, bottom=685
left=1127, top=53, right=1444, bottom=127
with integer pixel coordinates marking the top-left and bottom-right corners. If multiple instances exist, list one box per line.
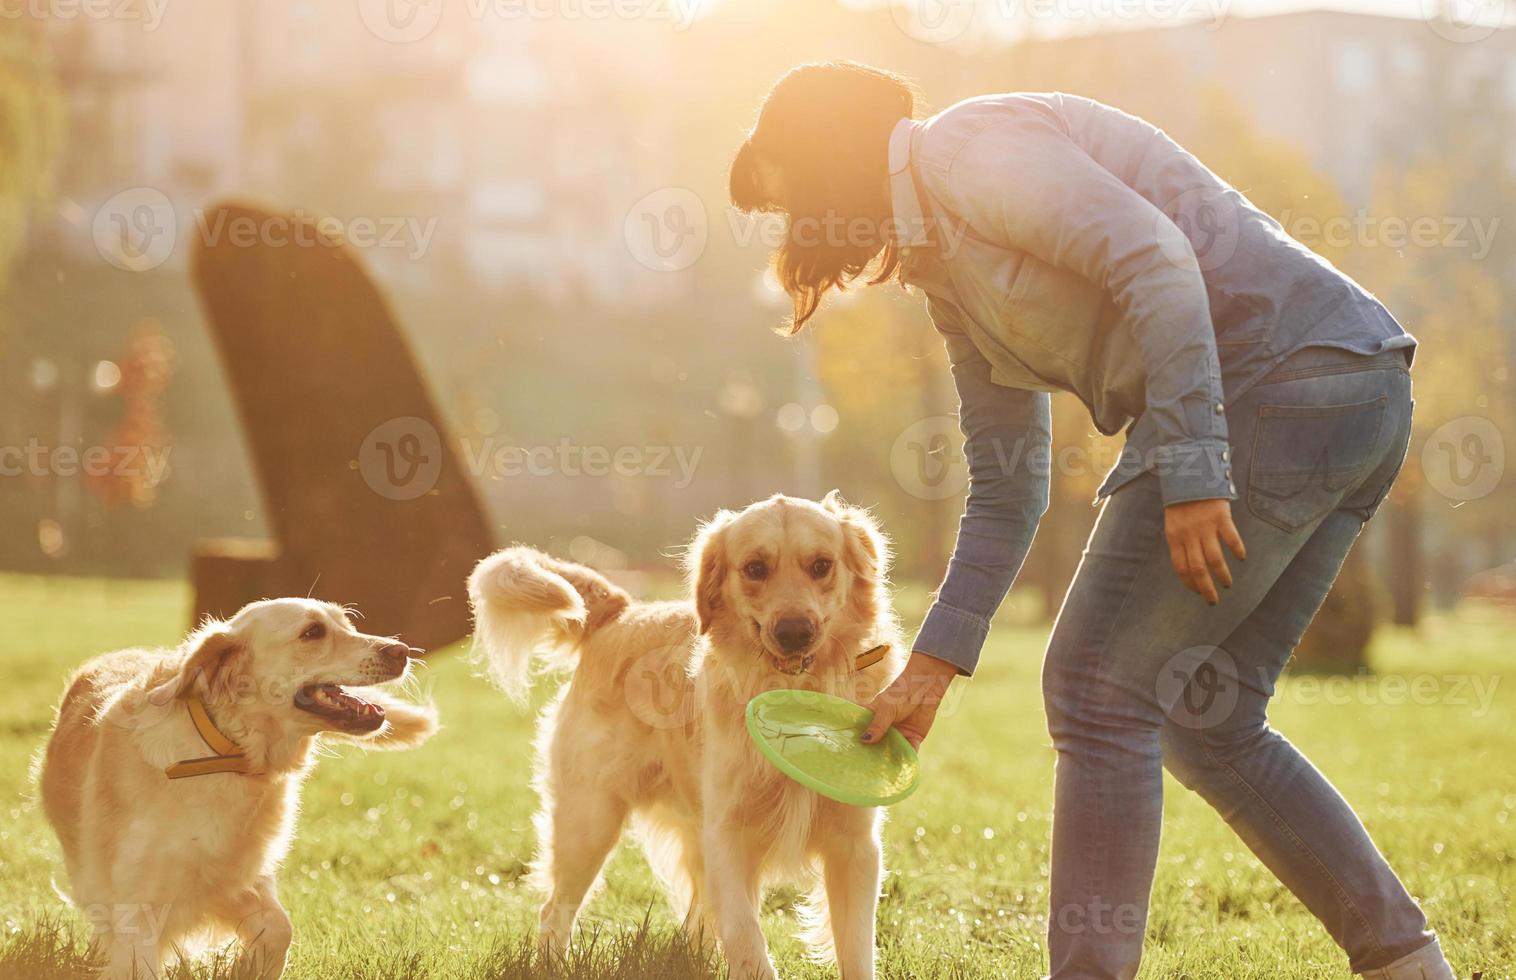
left=745, top=690, right=920, bottom=807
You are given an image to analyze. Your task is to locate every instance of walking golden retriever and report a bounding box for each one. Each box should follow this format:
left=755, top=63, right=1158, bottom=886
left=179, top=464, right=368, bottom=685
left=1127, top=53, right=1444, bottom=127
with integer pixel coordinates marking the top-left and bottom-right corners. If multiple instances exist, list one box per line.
left=38, top=598, right=438, bottom=979
left=468, top=492, right=902, bottom=980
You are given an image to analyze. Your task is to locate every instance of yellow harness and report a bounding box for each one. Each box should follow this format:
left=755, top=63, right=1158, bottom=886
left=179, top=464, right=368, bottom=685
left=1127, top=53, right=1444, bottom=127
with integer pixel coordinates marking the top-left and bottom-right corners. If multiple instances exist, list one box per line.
left=165, top=697, right=253, bottom=779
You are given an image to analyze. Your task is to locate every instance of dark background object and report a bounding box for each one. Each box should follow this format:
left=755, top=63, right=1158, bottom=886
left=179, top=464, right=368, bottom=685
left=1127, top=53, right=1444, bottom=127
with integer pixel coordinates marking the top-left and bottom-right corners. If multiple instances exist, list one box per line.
left=189, top=202, right=494, bottom=651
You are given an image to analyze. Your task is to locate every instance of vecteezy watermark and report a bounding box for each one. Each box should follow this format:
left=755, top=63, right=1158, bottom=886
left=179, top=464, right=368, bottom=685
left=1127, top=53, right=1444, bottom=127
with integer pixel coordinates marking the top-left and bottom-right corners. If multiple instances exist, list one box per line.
left=889, top=0, right=977, bottom=44
left=1419, top=0, right=1510, bottom=44
left=357, top=418, right=705, bottom=501
left=195, top=208, right=438, bottom=261
left=0, top=440, right=172, bottom=487
left=79, top=903, right=173, bottom=943
left=0, top=0, right=169, bottom=30
left=359, top=417, right=444, bottom=501
left=356, top=0, right=707, bottom=43
left=891, top=416, right=970, bottom=501
left=1051, top=897, right=1145, bottom=936
left=1157, top=646, right=1241, bottom=730
left=356, top=0, right=446, bottom=42
left=888, top=0, right=1230, bottom=44
left=623, top=643, right=699, bottom=729
left=1160, top=189, right=1241, bottom=273
left=459, top=436, right=703, bottom=489
left=1277, top=209, right=1501, bottom=262
left=1421, top=416, right=1504, bottom=503
left=1280, top=672, right=1501, bottom=718
left=92, top=188, right=439, bottom=272
left=93, top=187, right=176, bottom=273
left=624, top=187, right=708, bottom=273
left=624, top=188, right=975, bottom=274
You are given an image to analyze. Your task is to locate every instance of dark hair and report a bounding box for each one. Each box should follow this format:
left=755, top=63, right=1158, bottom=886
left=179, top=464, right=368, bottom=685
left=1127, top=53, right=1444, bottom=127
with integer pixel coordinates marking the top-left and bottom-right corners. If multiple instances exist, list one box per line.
left=730, top=62, right=918, bottom=333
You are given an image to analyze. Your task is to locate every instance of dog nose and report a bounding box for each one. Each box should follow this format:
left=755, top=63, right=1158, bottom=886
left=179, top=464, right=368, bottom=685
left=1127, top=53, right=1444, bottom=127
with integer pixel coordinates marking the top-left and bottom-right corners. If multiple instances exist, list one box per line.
left=380, top=643, right=418, bottom=665
left=773, top=617, right=815, bottom=653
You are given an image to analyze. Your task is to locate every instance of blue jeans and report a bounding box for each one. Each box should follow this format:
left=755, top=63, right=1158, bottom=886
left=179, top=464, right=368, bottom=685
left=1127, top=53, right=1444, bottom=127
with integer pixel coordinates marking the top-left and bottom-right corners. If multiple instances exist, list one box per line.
left=1042, top=346, right=1451, bottom=979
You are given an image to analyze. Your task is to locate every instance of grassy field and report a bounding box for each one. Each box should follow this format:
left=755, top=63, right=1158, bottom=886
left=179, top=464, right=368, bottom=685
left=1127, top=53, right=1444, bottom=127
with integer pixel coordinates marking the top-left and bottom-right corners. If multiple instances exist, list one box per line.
left=0, top=574, right=1510, bottom=979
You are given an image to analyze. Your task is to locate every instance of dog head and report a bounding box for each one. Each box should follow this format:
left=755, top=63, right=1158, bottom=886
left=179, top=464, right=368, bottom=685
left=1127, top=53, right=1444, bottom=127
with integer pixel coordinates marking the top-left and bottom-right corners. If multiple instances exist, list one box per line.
left=690, top=492, right=891, bottom=676
left=166, top=598, right=429, bottom=746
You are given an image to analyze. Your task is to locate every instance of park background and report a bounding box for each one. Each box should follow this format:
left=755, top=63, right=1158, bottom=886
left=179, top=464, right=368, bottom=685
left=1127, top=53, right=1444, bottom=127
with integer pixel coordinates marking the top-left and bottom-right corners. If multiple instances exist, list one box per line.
left=0, top=1, right=1513, bottom=977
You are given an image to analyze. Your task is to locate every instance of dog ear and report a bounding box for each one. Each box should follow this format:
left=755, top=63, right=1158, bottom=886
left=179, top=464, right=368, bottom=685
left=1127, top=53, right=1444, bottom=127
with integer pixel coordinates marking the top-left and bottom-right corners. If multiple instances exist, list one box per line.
left=834, top=498, right=892, bottom=633
left=827, top=496, right=889, bottom=582
left=172, top=623, right=244, bottom=700
left=689, top=510, right=734, bottom=635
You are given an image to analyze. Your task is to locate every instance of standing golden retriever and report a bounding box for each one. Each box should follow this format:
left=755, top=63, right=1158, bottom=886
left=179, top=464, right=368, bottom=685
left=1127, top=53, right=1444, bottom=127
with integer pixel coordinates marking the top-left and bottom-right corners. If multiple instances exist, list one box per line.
left=38, top=598, right=438, bottom=980
left=468, top=493, right=902, bottom=980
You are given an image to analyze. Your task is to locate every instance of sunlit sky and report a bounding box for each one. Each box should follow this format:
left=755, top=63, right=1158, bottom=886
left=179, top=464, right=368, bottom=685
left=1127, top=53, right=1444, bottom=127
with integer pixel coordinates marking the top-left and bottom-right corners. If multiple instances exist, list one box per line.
left=1230, top=0, right=1462, bottom=14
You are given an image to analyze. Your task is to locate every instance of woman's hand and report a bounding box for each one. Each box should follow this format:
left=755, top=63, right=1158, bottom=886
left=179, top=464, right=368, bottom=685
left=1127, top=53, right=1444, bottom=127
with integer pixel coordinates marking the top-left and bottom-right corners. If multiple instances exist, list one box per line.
left=1164, top=498, right=1247, bottom=605
left=860, top=651, right=961, bottom=750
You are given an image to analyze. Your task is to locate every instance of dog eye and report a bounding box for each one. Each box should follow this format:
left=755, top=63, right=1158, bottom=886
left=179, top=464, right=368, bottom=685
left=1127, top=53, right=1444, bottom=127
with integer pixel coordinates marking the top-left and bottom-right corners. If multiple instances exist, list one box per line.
left=301, top=622, right=326, bottom=641
left=810, top=558, right=833, bottom=578
left=742, top=560, right=768, bottom=580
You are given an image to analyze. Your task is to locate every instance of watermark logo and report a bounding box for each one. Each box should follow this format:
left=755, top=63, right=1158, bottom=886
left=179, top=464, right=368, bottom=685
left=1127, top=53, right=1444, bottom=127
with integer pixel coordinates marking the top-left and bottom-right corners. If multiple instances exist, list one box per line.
left=1278, top=209, right=1500, bottom=261
left=891, top=416, right=969, bottom=501
left=0, top=0, right=170, bottom=30
left=1420, top=0, right=1509, bottom=43
left=356, top=0, right=444, bottom=42
left=890, top=0, right=976, bottom=44
left=623, top=644, right=698, bottom=729
left=93, top=187, right=176, bottom=272
left=459, top=437, right=703, bottom=488
left=196, top=208, right=438, bottom=260
left=359, top=417, right=443, bottom=501
left=1421, top=416, right=1504, bottom=502
left=624, top=187, right=707, bottom=272
left=1157, top=645, right=1240, bottom=729
left=1160, top=188, right=1241, bottom=273
left=0, top=440, right=172, bottom=486
left=94, top=191, right=438, bottom=271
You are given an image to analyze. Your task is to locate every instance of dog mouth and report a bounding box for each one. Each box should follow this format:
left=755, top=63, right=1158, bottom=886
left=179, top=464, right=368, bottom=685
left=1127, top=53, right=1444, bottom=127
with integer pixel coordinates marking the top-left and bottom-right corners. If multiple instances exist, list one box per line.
left=293, top=684, right=385, bottom=733
left=769, top=653, right=815, bottom=675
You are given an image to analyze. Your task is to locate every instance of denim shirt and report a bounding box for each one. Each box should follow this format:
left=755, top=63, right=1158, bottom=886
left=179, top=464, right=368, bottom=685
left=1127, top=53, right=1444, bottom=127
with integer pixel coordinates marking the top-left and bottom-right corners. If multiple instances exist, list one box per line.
left=898, top=93, right=1415, bottom=674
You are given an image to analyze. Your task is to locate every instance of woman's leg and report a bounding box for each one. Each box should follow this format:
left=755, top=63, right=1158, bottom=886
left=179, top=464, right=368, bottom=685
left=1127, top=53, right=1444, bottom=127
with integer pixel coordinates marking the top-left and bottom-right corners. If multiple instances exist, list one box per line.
left=1160, top=508, right=1448, bottom=978
left=1043, top=473, right=1269, bottom=979
left=1043, top=349, right=1446, bottom=978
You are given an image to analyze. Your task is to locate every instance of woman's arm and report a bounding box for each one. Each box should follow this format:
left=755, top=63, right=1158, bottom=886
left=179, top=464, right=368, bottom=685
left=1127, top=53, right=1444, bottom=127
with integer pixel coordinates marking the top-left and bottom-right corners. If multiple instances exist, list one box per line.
left=914, top=325, right=1051, bottom=676
left=861, top=319, right=1049, bottom=749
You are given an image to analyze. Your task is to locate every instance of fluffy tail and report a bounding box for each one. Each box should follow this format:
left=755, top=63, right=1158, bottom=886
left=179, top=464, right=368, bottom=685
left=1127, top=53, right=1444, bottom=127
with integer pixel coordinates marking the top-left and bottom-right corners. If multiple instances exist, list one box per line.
left=467, top=546, right=629, bottom=704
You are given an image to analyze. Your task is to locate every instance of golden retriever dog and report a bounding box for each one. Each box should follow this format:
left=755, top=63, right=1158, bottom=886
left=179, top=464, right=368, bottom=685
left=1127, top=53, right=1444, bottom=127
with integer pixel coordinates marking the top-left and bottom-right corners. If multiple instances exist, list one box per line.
left=468, top=492, right=903, bottom=980
left=38, top=598, right=438, bottom=980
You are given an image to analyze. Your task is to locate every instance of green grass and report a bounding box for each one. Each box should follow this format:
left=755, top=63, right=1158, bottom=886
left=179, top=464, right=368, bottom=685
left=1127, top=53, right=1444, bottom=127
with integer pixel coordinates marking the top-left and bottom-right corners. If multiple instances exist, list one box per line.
left=0, top=574, right=1510, bottom=979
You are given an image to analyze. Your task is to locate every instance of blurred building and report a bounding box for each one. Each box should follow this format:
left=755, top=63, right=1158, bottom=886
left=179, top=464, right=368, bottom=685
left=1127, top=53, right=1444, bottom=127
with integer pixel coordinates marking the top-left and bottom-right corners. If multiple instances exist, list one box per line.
left=1017, top=9, right=1516, bottom=201
left=36, top=0, right=686, bottom=305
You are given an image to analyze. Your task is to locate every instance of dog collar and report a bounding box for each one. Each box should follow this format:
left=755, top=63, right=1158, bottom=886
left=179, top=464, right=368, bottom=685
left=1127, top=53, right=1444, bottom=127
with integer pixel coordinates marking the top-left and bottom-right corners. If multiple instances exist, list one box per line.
left=854, top=644, right=890, bottom=671
left=165, top=697, right=253, bottom=779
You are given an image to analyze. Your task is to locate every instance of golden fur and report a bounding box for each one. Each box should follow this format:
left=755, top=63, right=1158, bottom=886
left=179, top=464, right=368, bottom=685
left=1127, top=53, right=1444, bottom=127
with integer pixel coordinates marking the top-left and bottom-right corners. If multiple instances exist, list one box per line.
left=468, top=493, right=903, bottom=980
left=37, top=599, right=438, bottom=980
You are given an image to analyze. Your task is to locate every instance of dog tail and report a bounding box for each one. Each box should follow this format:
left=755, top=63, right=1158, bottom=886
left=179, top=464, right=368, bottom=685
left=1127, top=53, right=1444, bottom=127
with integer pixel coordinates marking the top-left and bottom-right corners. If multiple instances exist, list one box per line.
left=467, top=546, right=629, bottom=704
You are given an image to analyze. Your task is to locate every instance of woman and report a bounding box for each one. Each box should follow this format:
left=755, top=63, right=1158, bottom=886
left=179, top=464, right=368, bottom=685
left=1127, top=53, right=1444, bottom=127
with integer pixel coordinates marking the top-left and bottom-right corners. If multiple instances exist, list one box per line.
left=729, top=63, right=1453, bottom=980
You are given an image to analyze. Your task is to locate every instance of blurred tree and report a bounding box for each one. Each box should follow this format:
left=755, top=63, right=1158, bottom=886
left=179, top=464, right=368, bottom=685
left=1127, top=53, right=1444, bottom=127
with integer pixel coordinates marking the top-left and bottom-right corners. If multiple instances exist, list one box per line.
left=0, top=20, right=63, bottom=302
left=1349, top=155, right=1511, bottom=626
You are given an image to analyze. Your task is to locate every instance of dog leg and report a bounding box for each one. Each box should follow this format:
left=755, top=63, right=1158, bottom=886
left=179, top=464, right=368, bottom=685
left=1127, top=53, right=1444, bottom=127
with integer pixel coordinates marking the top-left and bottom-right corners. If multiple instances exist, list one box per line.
left=538, top=789, right=629, bottom=956
left=817, top=808, right=883, bottom=980
left=102, top=936, right=158, bottom=980
left=703, top=821, right=776, bottom=980
left=219, top=878, right=293, bottom=980
left=675, top=824, right=716, bottom=954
